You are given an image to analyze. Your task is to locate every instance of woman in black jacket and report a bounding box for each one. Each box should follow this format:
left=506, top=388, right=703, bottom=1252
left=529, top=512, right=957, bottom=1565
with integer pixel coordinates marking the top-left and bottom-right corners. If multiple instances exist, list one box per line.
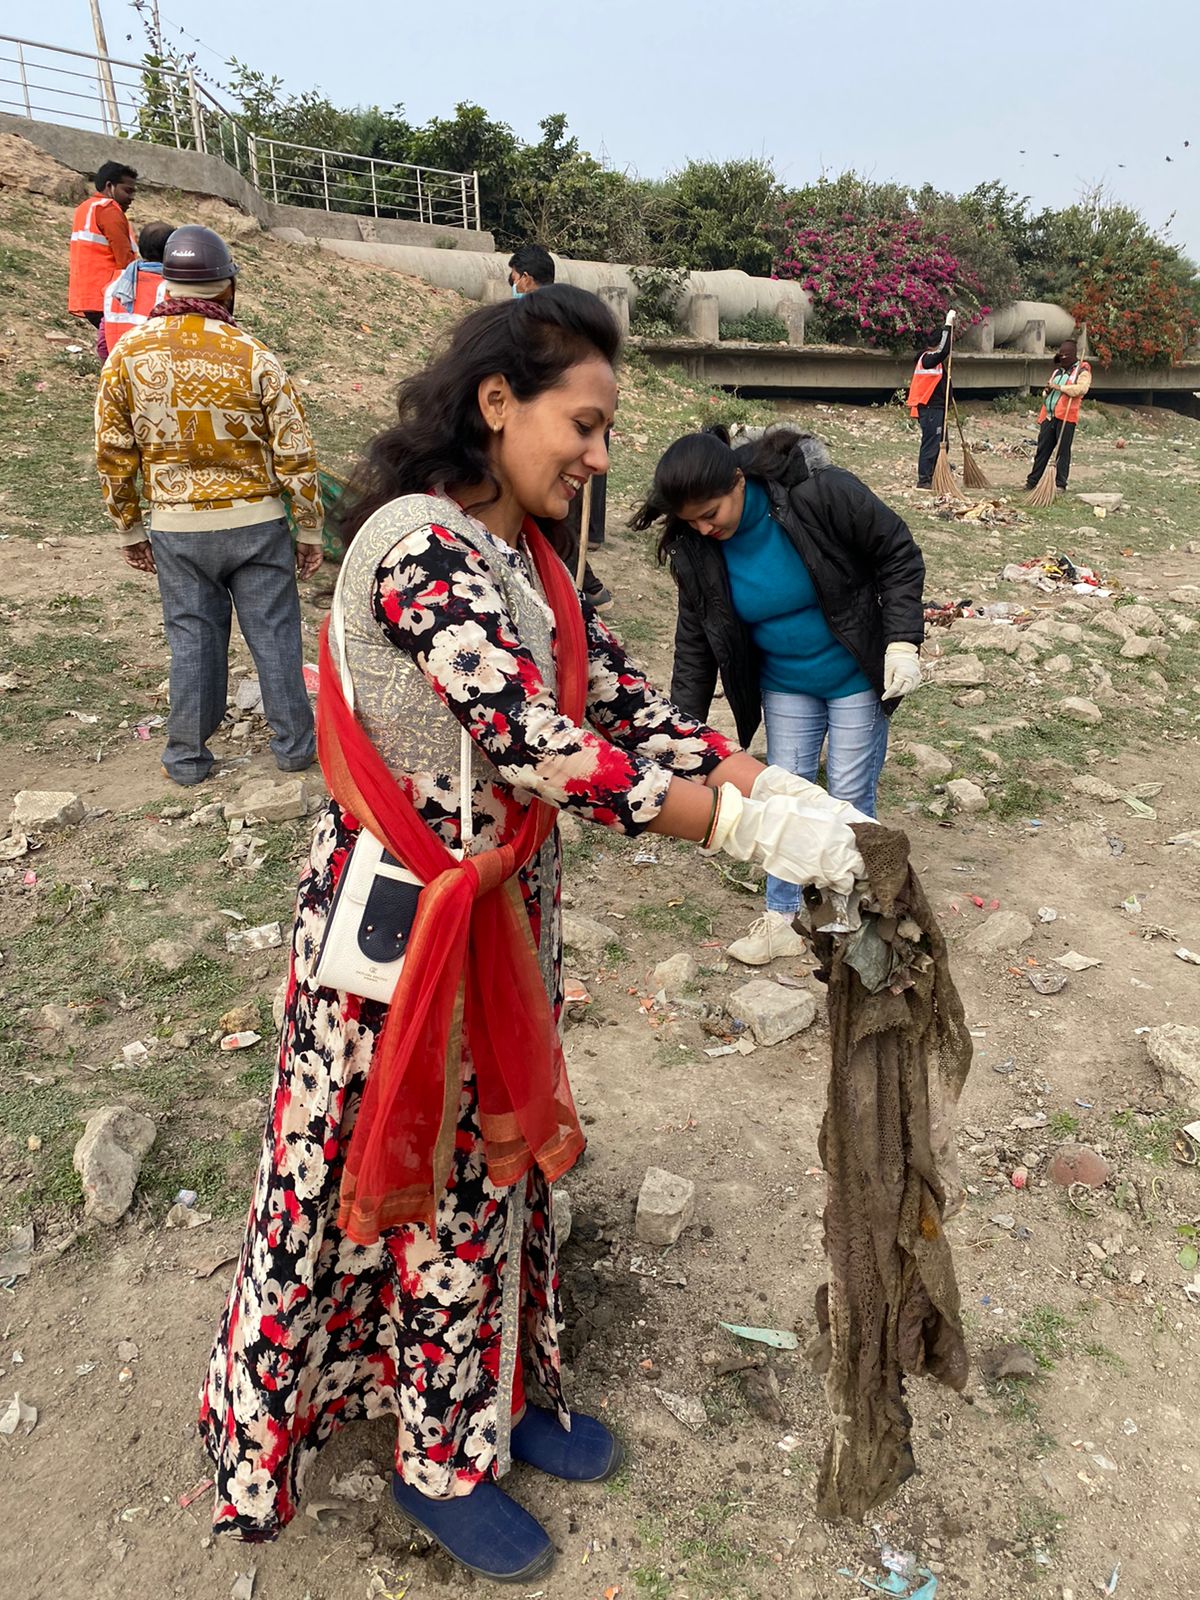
left=631, top=426, right=925, bottom=966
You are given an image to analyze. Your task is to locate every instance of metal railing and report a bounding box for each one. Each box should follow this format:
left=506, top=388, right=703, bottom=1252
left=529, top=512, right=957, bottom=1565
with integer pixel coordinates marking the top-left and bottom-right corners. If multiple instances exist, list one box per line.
left=0, top=35, right=481, bottom=231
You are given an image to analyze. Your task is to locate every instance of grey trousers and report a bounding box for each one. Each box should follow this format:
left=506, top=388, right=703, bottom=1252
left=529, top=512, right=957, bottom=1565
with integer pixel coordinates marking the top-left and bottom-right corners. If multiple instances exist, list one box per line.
left=150, top=519, right=316, bottom=785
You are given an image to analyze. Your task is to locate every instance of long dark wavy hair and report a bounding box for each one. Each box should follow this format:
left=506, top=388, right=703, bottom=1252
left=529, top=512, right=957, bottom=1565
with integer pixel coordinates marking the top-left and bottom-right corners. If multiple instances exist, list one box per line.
left=339, top=284, right=621, bottom=546
left=629, top=425, right=816, bottom=563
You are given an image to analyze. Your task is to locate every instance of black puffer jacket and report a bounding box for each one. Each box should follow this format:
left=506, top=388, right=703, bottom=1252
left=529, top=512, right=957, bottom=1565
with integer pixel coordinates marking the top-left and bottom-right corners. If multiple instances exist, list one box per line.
left=664, top=435, right=925, bottom=746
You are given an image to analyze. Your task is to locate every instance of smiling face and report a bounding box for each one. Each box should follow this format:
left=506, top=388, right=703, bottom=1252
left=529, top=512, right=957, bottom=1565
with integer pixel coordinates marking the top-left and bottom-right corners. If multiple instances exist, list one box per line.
left=479, top=356, right=616, bottom=521
left=676, top=470, right=746, bottom=540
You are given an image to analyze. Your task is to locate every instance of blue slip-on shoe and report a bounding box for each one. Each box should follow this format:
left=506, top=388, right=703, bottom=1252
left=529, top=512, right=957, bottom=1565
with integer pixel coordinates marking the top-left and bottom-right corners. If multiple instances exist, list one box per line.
left=391, top=1473, right=554, bottom=1583
left=510, top=1405, right=624, bottom=1482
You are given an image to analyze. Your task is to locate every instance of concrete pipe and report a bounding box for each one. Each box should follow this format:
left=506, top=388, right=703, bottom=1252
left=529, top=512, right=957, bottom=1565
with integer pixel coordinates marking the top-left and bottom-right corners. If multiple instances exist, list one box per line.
left=308, top=238, right=811, bottom=325
left=988, top=300, right=1076, bottom=348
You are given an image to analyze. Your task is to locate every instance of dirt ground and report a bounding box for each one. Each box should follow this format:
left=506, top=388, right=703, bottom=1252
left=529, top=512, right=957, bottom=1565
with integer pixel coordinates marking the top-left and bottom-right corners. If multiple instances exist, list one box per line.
left=2, top=139, right=1200, bottom=1600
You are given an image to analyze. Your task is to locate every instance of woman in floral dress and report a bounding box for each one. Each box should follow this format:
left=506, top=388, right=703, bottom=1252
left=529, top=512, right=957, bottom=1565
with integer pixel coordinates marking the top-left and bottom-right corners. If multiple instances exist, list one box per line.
left=199, top=285, right=866, bottom=1583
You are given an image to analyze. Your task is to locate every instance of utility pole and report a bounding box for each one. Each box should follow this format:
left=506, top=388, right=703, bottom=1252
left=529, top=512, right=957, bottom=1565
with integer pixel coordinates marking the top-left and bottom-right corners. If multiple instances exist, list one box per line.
left=88, top=0, right=123, bottom=134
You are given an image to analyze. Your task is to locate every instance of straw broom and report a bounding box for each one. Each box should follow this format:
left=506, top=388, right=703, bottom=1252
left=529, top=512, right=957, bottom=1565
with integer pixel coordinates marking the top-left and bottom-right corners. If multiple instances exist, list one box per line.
left=929, top=339, right=958, bottom=498
left=1025, top=419, right=1064, bottom=509
left=573, top=477, right=594, bottom=590
left=951, top=397, right=991, bottom=490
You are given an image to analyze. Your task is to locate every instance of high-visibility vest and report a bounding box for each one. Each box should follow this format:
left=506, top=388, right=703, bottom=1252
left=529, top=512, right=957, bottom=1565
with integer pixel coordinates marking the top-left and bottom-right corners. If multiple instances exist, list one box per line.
left=68, top=194, right=137, bottom=314
left=906, top=358, right=944, bottom=416
left=1038, top=361, right=1090, bottom=425
left=102, top=262, right=165, bottom=351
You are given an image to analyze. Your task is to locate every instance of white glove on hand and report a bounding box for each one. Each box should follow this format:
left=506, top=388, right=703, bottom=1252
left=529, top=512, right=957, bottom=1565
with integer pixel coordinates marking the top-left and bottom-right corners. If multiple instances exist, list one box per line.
left=701, top=784, right=866, bottom=893
left=750, top=765, right=872, bottom=826
left=945, top=308, right=957, bottom=326
left=882, top=642, right=922, bottom=701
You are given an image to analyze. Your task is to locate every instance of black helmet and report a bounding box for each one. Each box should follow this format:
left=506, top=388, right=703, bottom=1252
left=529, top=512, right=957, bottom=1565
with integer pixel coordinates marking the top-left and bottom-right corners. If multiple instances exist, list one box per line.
left=161, top=224, right=239, bottom=283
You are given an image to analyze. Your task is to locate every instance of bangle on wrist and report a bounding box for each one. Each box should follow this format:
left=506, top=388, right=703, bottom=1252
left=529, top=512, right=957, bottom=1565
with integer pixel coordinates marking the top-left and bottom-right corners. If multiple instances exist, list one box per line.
left=700, top=786, right=721, bottom=851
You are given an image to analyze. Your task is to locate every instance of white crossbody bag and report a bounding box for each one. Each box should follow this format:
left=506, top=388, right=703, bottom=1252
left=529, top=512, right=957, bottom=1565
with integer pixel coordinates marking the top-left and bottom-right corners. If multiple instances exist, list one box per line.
left=312, top=559, right=473, bottom=1004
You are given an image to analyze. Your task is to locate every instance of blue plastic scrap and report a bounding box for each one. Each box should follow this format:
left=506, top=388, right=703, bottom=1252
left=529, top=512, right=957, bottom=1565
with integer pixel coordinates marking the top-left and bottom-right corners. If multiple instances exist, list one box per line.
left=839, top=1568, right=938, bottom=1599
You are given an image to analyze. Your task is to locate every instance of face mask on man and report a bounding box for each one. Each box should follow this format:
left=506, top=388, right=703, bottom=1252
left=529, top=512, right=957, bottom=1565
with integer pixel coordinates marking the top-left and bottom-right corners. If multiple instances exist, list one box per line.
left=511, top=283, right=523, bottom=299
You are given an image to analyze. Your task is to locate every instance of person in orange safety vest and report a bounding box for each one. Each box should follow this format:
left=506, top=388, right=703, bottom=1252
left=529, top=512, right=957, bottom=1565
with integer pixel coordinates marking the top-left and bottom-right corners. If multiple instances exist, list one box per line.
left=69, top=161, right=138, bottom=357
left=102, top=221, right=173, bottom=356
left=906, top=308, right=957, bottom=487
left=1024, top=337, right=1092, bottom=493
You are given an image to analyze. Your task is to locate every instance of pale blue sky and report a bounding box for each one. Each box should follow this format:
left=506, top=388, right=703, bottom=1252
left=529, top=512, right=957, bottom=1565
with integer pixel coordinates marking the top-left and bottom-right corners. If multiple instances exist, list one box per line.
left=17, top=0, right=1200, bottom=258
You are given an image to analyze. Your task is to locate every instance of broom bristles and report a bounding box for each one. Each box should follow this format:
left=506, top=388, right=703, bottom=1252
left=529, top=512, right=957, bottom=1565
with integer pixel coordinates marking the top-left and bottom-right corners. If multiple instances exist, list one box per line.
left=1025, top=458, right=1058, bottom=508
left=930, top=442, right=958, bottom=497
left=961, top=445, right=990, bottom=490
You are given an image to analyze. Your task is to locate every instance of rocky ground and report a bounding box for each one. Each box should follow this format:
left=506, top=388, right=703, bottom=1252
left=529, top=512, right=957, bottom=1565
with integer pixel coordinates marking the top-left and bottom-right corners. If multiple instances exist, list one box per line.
left=2, top=136, right=1199, bottom=1600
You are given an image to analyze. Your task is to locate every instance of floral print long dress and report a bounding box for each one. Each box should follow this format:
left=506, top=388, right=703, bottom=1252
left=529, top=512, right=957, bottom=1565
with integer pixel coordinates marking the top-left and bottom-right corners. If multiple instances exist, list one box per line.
left=199, top=513, right=735, bottom=1540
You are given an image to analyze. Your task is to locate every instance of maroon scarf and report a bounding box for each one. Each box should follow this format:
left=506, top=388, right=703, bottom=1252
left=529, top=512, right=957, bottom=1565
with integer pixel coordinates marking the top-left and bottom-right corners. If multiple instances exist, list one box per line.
left=147, top=297, right=235, bottom=324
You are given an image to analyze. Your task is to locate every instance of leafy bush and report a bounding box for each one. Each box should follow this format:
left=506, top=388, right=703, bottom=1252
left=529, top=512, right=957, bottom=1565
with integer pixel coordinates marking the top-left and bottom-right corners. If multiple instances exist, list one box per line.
left=719, top=311, right=788, bottom=342
left=630, top=265, right=689, bottom=335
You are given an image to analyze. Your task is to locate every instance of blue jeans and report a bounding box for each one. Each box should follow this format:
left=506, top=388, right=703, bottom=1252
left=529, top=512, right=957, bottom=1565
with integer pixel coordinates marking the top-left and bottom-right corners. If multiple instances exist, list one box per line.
left=762, top=688, right=888, bottom=915
left=150, top=518, right=315, bottom=785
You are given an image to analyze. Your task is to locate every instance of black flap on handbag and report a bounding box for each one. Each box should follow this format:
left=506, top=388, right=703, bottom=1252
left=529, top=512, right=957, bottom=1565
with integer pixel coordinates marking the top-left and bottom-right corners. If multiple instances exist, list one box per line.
left=357, top=874, right=422, bottom=963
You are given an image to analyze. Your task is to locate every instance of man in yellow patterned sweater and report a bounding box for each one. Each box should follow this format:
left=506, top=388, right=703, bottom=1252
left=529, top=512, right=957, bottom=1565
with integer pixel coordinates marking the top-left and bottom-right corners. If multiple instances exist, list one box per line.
left=96, top=225, right=323, bottom=786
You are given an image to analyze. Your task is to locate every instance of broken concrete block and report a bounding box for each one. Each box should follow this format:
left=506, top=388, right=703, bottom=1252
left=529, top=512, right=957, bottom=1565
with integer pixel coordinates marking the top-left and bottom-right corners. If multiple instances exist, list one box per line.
left=1144, top=1024, right=1200, bottom=1102
left=1076, top=492, right=1123, bottom=510
left=562, top=912, right=620, bottom=958
left=965, top=910, right=1033, bottom=955
left=652, top=952, right=699, bottom=996
left=726, top=979, right=817, bottom=1047
left=635, top=1166, right=695, bottom=1246
left=946, top=779, right=988, bottom=814
left=10, top=790, right=85, bottom=832
left=906, top=743, right=953, bottom=779
left=936, top=654, right=987, bottom=687
left=73, top=1106, right=157, bottom=1225
left=224, top=778, right=307, bottom=824
left=1059, top=696, right=1102, bottom=724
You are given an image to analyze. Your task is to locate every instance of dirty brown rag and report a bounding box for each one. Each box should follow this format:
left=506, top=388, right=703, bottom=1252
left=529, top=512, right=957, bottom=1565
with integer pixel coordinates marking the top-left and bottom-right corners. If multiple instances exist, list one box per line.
left=807, top=823, right=973, bottom=1520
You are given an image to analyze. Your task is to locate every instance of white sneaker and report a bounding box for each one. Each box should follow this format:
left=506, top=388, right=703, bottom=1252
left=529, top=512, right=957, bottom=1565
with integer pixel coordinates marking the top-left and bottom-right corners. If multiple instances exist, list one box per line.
left=726, top=909, right=807, bottom=966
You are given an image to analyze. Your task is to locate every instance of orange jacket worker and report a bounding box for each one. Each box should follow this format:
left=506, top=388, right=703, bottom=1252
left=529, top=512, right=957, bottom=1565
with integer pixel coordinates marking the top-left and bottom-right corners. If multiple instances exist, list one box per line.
left=68, top=161, right=138, bottom=330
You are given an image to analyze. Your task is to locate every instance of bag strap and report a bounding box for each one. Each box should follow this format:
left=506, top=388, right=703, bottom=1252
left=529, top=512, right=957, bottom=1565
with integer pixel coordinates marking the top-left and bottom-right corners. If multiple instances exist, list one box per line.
left=329, top=553, right=474, bottom=856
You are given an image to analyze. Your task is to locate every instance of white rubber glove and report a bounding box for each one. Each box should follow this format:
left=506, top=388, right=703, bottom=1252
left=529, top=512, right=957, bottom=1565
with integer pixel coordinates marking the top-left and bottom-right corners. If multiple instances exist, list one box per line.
left=750, top=765, right=872, bottom=826
left=882, top=642, right=922, bottom=701
left=945, top=308, right=957, bottom=326
left=701, top=784, right=866, bottom=893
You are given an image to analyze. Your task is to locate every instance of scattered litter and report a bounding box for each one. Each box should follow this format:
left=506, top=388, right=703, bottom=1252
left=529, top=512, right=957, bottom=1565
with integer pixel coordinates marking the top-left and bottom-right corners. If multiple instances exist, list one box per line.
left=1053, top=951, right=1102, bottom=972
left=840, top=1561, right=938, bottom=1598
left=1027, top=969, right=1068, bottom=995
left=1011, top=1166, right=1029, bottom=1189
left=1003, top=552, right=1111, bottom=595
left=0, top=1392, right=37, bottom=1436
left=65, top=710, right=100, bottom=724
left=166, top=1203, right=213, bottom=1230
left=302, top=664, right=320, bottom=694
left=1105, top=1563, right=1121, bottom=1595
left=177, top=1476, right=214, bottom=1509
left=217, top=908, right=247, bottom=922
left=1122, top=1417, right=1138, bottom=1436
left=631, top=849, right=658, bottom=865
left=75, top=1361, right=96, bottom=1376
left=175, top=1189, right=198, bottom=1207
left=1122, top=795, right=1156, bottom=819
left=992, top=1057, right=1016, bottom=1075
left=225, top=922, right=282, bottom=953
left=652, top=1388, right=706, bottom=1431
left=328, top=1460, right=388, bottom=1502
left=776, top=1432, right=802, bottom=1453
left=1175, top=948, right=1200, bottom=966
left=0, top=829, right=30, bottom=861
left=22, top=870, right=37, bottom=887
left=1091, top=1452, right=1119, bottom=1472
left=230, top=1573, right=256, bottom=1600
left=1037, top=906, right=1057, bottom=923
left=1177, top=1243, right=1199, bottom=1271
left=220, top=1031, right=262, bottom=1051
left=0, top=1223, right=35, bottom=1282
left=718, top=1321, right=800, bottom=1350
left=191, top=1250, right=238, bottom=1280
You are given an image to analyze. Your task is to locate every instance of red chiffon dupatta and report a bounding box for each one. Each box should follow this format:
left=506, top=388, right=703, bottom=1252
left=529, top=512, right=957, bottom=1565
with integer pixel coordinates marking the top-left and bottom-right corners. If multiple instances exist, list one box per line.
left=316, top=519, right=588, bottom=1243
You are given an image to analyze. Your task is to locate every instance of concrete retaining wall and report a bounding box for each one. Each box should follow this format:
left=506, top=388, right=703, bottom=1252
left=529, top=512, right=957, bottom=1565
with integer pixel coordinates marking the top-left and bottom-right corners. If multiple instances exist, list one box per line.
left=0, top=112, right=495, bottom=252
